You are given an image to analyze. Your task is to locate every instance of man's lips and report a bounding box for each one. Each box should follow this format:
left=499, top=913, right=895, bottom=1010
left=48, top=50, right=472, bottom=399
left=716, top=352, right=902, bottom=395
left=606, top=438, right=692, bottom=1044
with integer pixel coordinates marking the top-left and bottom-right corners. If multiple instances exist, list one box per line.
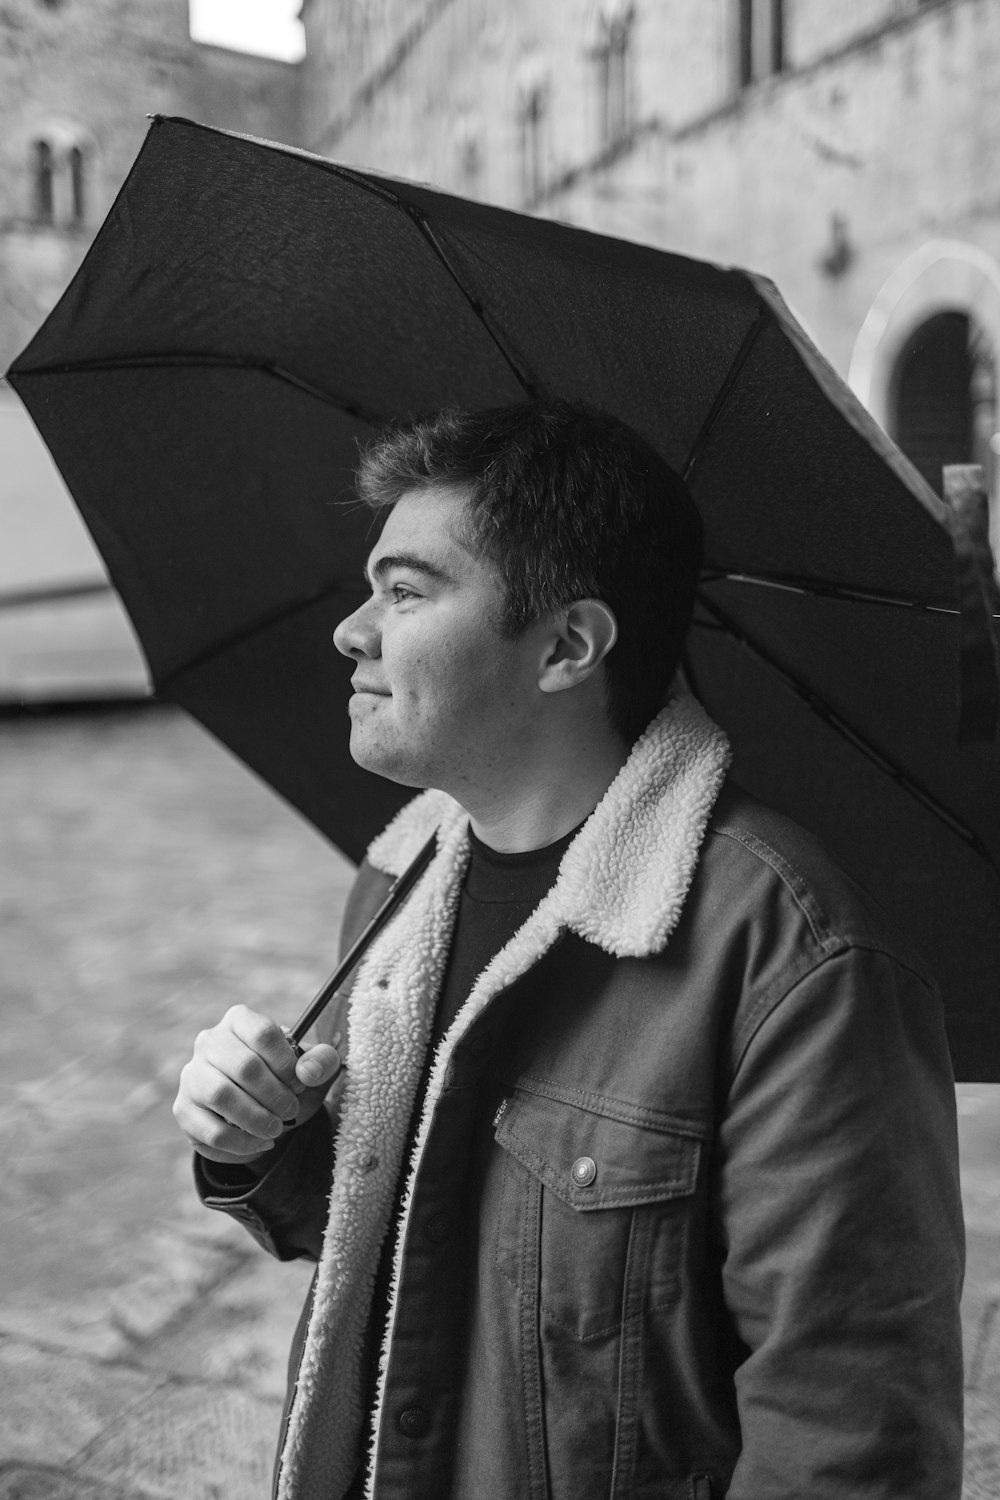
left=350, top=681, right=390, bottom=696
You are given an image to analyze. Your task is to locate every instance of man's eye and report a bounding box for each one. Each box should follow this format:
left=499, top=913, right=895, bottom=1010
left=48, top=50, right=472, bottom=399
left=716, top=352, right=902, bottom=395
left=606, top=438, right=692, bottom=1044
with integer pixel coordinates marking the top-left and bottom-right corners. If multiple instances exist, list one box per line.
left=391, top=584, right=419, bottom=603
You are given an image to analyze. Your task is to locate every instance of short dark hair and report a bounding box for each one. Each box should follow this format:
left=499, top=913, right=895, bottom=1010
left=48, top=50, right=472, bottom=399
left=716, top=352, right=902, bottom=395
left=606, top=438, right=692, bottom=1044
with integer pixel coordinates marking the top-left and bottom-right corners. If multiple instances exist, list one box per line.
left=356, top=400, right=703, bottom=744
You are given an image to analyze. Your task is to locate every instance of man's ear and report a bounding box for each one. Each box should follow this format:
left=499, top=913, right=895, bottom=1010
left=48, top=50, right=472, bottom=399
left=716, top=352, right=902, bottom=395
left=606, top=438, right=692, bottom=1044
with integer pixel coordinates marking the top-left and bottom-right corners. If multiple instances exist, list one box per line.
left=537, top=599, right=619, bottom=694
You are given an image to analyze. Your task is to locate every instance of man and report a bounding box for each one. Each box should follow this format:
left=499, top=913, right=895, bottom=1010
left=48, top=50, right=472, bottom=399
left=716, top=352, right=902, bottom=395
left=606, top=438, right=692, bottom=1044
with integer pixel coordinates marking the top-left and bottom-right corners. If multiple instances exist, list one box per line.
left=174, top=401, right=964, bottom=1500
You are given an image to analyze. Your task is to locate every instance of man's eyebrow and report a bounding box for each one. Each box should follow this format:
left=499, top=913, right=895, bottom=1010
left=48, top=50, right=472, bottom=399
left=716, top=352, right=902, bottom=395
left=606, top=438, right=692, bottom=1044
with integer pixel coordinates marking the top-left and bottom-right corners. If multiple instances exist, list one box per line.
left=365, top=552, right=455, bottom=586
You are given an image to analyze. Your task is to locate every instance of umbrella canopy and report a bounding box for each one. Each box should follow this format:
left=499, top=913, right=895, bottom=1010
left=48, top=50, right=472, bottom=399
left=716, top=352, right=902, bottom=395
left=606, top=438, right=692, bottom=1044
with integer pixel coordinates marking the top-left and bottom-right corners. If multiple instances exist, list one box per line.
left=7, top=116, right=999, bottom=1078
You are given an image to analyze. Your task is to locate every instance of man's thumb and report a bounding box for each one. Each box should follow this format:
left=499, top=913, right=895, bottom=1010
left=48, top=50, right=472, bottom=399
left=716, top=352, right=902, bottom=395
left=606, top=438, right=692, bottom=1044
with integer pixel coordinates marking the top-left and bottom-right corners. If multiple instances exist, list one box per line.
left=295, top=1044, right=341, bottom=1088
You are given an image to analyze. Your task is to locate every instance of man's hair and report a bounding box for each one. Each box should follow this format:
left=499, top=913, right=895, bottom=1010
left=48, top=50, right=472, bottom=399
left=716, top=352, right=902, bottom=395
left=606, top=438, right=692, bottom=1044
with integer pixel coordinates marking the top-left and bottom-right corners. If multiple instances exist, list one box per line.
left=356, top=399, right=703, bottom=744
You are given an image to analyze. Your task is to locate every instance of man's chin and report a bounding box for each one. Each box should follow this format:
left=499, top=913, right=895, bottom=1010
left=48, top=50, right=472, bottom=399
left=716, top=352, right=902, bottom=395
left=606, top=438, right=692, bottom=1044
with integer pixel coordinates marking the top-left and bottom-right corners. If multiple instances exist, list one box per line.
left=348, top=735, right=431, bottom=790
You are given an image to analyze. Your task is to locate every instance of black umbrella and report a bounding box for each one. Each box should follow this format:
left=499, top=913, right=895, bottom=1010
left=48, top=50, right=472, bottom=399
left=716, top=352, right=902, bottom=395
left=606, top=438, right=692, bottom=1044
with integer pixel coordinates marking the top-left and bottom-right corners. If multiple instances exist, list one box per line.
left=7, top=116, right=999, bottom=1078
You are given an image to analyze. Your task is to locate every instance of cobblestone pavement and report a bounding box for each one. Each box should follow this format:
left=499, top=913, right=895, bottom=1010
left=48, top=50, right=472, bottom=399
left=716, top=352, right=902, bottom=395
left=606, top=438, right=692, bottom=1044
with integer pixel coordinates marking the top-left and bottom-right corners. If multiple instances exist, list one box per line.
left=1, top=704, right=997, bottom=1498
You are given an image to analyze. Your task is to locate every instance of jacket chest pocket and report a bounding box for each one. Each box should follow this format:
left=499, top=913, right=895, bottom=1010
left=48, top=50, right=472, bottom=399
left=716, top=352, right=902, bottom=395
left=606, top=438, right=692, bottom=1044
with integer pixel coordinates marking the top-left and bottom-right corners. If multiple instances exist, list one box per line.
left=491, top=1083, right=704, bottom=1343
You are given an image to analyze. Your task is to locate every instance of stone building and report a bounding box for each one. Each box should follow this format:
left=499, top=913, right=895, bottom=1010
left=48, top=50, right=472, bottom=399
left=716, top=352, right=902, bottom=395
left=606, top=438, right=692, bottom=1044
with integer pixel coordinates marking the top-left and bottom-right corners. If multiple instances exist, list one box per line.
left=300, top=0, right=1000, bottom=554
left=0, top=0, right=301, bottom=699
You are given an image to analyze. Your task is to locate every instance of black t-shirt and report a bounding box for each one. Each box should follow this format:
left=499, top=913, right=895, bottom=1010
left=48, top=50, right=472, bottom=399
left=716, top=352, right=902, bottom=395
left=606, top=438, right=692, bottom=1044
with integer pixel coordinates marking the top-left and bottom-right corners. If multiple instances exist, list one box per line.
left=429, top=819, right=579, bottom=1050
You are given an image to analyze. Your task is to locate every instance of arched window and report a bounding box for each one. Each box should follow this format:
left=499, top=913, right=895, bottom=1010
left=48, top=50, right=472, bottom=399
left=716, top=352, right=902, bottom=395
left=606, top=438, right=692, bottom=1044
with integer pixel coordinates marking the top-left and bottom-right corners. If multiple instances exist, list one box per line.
left=890, top=312, right=996, bottom=494
left=69, top=144, right=85, bottom=224
left=27, top=127, right=94, bottom=228
left=34, top=140, right=54, bottom=223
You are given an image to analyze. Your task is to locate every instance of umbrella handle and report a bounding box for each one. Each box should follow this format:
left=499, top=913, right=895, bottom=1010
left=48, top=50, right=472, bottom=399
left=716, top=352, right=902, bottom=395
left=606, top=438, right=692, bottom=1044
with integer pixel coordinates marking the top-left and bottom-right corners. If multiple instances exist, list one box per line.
left=286, top=832, right=439, bottom=1062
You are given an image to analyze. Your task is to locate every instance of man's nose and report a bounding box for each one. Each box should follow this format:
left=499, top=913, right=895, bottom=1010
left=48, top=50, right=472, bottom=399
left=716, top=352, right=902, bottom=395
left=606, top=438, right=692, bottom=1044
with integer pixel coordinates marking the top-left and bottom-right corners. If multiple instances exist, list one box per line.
left=334, top=598, right=380, bottom=659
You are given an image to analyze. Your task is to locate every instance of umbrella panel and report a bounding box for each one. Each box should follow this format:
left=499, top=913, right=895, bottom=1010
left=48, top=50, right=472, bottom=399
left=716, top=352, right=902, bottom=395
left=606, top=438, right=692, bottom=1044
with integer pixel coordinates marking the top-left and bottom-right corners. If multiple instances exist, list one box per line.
left=689, top=584, right=1000, bottom=1080
left=168, top=594, right=410, bottom=866
left=695, top=579, right=1000, bottom=842
left=13, top=123, right=527, bottom=421
left=13, top=368, right=378, bottom=681
left=689, top=316, right=952, bottom=598
left=393, top=199, right=762, bottom=472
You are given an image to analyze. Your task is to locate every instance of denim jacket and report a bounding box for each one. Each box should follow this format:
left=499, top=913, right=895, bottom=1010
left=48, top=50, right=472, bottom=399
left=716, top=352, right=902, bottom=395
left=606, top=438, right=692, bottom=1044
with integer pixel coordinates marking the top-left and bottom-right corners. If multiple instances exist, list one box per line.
left=198, top=695, right=964, bottom=1500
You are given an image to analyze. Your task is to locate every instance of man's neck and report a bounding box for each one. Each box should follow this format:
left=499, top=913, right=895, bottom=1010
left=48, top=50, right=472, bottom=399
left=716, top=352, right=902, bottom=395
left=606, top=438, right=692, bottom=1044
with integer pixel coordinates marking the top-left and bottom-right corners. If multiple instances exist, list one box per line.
left=463, top=724, right=631, bottom=853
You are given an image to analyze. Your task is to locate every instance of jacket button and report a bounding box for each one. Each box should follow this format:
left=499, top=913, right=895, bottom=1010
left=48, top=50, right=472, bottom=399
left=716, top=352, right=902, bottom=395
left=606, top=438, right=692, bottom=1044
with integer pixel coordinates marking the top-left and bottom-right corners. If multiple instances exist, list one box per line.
left=466, top=1031, right=493, bottom=1060
left=397, top=1406, right=430, bottom=1439
left=571, top=1155, right=597, bottom=1187
left=426, top=1213, right=452, bottom=1243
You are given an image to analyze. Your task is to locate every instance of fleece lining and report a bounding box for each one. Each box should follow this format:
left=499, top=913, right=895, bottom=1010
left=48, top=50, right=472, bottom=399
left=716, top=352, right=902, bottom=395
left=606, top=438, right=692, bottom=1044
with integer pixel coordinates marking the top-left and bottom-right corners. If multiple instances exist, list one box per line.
left=275, top=692, right=731, bottom=1500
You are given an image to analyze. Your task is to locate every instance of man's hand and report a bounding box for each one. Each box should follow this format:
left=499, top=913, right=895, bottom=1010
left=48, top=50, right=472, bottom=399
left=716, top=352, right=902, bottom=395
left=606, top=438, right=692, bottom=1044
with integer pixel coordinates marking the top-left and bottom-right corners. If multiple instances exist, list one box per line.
left=173, top=1004, right=342, bottom=1164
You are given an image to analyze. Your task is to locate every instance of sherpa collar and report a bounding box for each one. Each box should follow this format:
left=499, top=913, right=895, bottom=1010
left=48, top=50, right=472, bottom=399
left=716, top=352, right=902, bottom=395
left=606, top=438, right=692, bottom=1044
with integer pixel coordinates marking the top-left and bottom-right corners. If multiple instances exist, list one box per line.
left=367, top=688, right=732, bottom=958
left=277, top=692, right=730, bottom=1500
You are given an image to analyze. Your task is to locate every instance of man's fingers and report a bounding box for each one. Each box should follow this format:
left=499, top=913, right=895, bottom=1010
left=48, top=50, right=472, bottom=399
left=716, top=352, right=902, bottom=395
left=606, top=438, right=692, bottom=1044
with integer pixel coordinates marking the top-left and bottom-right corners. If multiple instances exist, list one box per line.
left=221, top=1005, right=300, bottom=1082
left=194, top=1021, right=301, bottom=1122
left=174, top=1097, right=278, bottom=1162
left=176, top=1052, right=292, bottom=1143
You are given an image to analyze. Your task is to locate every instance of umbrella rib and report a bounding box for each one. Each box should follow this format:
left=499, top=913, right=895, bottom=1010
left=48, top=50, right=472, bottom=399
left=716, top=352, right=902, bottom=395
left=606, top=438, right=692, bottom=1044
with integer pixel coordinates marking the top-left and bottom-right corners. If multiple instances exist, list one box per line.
left=700, top=569, right=999, bottom=619
left=394, top=205, right=538, bottom=398
left=682, top=310, right=770, bottom=482
left=11, top=355, right=388, bottom=428
left=692, top=590, right=999, bottom=876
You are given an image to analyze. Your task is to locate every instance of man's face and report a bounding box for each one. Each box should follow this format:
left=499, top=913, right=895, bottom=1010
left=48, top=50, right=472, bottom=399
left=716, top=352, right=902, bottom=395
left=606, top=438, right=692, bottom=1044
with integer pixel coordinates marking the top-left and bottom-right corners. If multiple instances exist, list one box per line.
left=333, top=485, right=549, bottom=797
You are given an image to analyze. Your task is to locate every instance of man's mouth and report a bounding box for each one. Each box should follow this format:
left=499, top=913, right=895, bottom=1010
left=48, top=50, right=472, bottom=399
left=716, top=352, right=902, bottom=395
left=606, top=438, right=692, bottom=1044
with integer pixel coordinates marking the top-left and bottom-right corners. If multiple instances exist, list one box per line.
left=351, top=680, right=390, bottom=696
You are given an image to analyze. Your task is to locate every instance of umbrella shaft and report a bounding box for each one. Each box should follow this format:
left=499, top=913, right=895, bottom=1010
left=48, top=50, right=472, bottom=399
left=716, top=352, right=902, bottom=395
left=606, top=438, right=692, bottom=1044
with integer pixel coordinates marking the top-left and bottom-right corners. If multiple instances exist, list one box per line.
left=287, top=832, right=438, bottom=1047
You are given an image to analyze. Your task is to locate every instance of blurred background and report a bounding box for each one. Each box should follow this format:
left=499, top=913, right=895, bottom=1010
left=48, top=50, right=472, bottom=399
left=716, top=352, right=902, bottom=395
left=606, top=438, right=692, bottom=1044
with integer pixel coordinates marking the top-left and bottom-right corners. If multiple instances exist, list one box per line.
left=1, top=2, right=998, bottom=1497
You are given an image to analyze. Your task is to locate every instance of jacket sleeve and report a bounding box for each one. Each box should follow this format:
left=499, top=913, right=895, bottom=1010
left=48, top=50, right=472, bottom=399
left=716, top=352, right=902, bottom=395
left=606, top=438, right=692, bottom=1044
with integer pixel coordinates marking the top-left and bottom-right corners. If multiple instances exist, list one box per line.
left=194, top=1102, right=334, bottom=1262
left=192, top=859, right=395, bottom=1258
left=714, top=944, right=965, bottom=1499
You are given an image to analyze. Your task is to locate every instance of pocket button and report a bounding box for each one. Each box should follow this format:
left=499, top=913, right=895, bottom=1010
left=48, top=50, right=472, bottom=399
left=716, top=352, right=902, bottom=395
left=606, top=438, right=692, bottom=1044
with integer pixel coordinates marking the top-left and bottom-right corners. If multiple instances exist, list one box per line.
left=398, top=1406, right=430, bottom=1439
left=571, top=1155, right=597, bottom=1188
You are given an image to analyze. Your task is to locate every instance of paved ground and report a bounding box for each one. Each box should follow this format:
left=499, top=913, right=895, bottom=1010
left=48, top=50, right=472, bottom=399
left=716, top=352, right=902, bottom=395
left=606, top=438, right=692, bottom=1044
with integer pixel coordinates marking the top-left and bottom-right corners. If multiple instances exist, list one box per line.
left=0, top=703, right=997, bottom=1499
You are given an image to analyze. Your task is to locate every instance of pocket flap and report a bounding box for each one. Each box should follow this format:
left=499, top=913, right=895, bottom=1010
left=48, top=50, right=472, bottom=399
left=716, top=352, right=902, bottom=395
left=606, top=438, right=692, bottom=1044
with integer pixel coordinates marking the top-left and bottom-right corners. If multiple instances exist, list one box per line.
left=495, top=1084, right=703, bottom=1210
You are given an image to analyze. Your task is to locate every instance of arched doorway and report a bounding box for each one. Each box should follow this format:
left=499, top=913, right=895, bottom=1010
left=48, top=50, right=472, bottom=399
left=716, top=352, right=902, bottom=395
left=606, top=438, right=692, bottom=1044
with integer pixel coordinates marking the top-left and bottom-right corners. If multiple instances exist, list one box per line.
left=850, top=242, right=1000, bottom=556
left=889, top=311, right=996, bottom=496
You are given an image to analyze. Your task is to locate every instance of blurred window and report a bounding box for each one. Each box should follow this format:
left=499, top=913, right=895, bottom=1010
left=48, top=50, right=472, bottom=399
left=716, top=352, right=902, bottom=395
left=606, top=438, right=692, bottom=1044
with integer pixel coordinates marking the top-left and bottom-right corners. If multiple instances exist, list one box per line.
left=738, top=0, right=754, bottom=87
left=34, top=140, right=54, bottom=222
left=458, top=137, right=482, bottom=193
left=28, top=130, right=92, bottom=229
left=593, top=7, right=635, bottom=151
left=771, top=0, right=785, bottom=72
left=518, top=85, right=548, bottom=205
left=69, top=145, right=85, bottom=224
left=737, top=0, right=786, bottom=89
